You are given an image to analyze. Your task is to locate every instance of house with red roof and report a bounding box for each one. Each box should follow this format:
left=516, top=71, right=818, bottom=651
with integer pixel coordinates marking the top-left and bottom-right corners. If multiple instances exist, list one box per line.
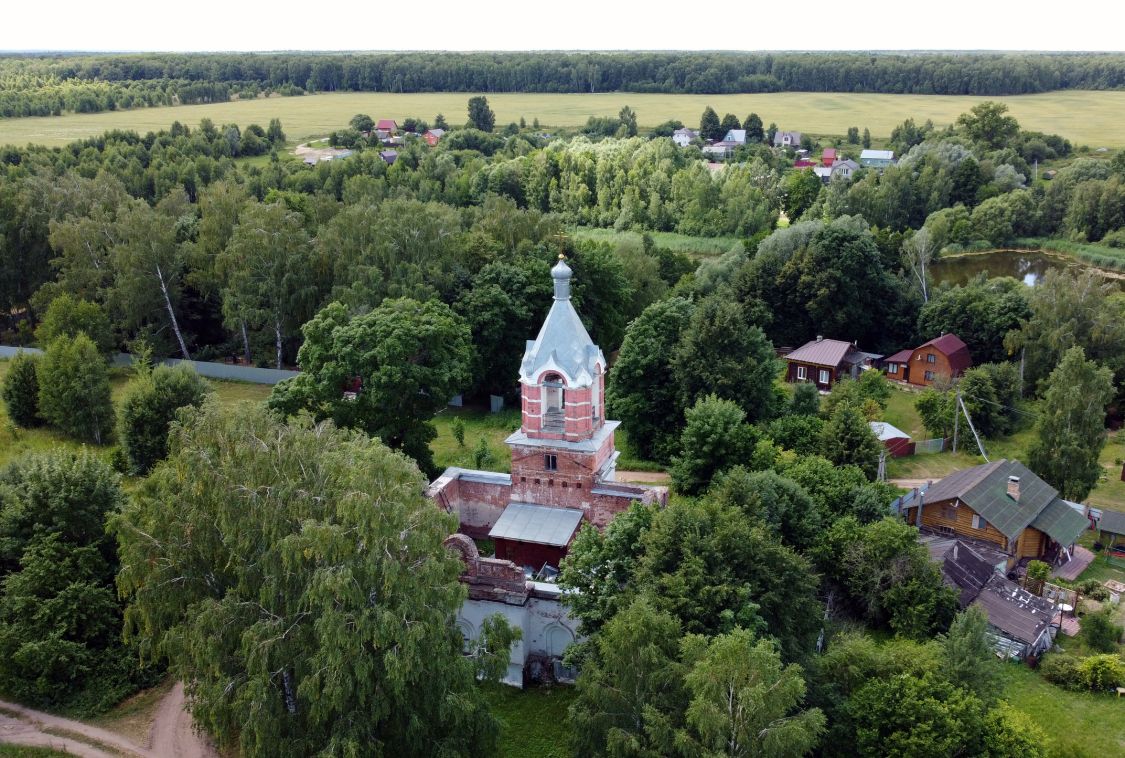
left=822, top=147, right=837, bottom=166
left=376, top=119, right=398, bottom=133
left=783, top=336, right=880, bottom=390
left=884, top=333, right=972, bottom=387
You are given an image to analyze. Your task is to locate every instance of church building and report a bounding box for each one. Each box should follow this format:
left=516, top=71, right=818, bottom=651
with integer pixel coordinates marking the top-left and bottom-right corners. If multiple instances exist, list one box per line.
left=427, top=255, right=667, bottom=685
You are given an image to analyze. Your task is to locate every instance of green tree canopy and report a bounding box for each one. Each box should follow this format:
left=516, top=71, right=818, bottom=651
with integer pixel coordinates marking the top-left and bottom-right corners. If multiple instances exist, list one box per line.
left=1, top=350, right=41, bottom=428
left=682, top=628, right=825, bottom=758
left=820, top=404, right=882, bottom=480
left=114, top=401, right=506, bottom=757
left=117, top=363, right=212, bottom=474
left=671, top=395, right=756, bottom=496
left=268, top=299, right=472, bottom=476
left=673, top=295, right=780, bottom=424
left=607, top=297, right=695, bottom=462
left=1029, top=346, right=1115, bottom=500
left=37, top=334, right=114, bottom=444
left=35, top=293, right=115, bottom=357
left=467, top=96, right=495, bottom=132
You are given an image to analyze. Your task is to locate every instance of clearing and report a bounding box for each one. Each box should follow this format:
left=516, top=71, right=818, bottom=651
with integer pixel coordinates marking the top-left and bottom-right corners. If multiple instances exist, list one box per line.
left=2, top=90, right=1124, bottom=148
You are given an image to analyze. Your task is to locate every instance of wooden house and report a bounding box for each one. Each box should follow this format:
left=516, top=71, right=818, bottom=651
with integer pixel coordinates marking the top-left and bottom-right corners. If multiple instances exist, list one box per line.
left=884, top=333, right=972, bottom=387
left=901, top=459, right=1089, bottom=572
left=821, top=147, right=837, bottom=166
left=423, top=128, right=446, bottom=146
left=784, top=337, right=876, bottom=390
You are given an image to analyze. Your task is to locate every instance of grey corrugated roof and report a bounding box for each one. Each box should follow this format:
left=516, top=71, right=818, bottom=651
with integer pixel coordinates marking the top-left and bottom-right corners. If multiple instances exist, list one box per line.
left=488, top=503, right=584, bottom=547
left=942, top=540, right=997, bottom=608
left=1098, top=509, right=1125, bottom=537
left=784, top=338, right=860, bottom=368
left=974, top=574, right=1054, bottom=645
left=1030, top=499, right=1088, bottom=546
left=518, top=259, right=605, bottom=387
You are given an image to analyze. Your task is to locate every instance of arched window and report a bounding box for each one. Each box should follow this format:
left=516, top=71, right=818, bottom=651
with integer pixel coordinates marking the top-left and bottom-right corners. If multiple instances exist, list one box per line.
left=457, top=621, right=475, bottom=655
left=545, top=624, right=575, bottom=658
left=542, top=373, right=564, bottom=413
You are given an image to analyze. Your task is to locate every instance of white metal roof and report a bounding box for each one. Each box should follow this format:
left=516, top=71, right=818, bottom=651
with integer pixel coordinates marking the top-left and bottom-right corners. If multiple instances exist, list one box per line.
left=488, top=503, right=585, bottom=547
left=869, top=421, right=911, bottom=441
left=861, top=149, right=895, bottom=160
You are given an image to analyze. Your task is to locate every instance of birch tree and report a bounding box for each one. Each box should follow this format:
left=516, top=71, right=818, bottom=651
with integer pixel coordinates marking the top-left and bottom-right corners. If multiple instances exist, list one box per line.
left=902, top=227, right=935, bottom=303
left=219, top=201, right=319, bottom=369
left=682, top=629, right=825, bottom=758
left=111, top=199, right=191, bottom=358
left=114, top=402, right=513, bottom=757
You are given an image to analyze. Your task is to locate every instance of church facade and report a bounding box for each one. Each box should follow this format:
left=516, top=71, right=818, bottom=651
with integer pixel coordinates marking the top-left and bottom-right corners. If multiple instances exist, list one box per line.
left=427, top=256, right=667, bottom=685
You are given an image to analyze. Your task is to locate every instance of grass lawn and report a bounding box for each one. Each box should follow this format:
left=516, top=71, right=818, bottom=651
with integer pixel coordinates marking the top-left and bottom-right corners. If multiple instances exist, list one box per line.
left=999, top=664, right=1125, bottom=757
left=85, top=677, right=175, bottom=744
left=3, top=90, right=1125, bottom=149
left=432, top=406, right=521, bottom=474
left=483, top=682, right=575, bottom=758
left=0, top=747, right=71, bottom=757
left=884, top=387, right=1125, bottom=513
left=0, top=358, right=272, bottom=469
left=573, top=226, right=742, bottom=259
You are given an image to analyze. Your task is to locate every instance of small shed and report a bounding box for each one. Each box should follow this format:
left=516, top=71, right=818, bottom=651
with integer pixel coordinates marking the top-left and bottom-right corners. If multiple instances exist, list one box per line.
left=1096, top=509, right=1125, bottom=548
left=870, top=421, right=915, bottom=457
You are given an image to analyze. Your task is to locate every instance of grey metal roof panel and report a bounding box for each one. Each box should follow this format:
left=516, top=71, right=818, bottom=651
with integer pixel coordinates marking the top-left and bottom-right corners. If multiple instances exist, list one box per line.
left=974, top=574, right=1054, bottom=645
left=1030, top=498, right=1089, bottom=547
left=941, top=540, right=996, bottom=608
left=488, top=503, right=585, bottom=547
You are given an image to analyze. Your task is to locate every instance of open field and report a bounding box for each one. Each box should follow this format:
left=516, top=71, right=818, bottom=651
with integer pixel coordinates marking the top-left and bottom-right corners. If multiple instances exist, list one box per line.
left=573, top=226, right=742, bottom=259
left=2, top=90, right=1125, bottom=148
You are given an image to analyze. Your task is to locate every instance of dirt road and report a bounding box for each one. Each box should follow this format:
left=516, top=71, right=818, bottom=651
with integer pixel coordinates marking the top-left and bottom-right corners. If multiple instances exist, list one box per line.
left=147, top=682, right=218, bottom=758
left=0, top=681, right=216, bottom=758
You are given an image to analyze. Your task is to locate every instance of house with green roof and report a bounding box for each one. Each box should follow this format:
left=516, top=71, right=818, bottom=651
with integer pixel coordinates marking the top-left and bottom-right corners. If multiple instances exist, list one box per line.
left=900, top=459, right=1090, bottom=572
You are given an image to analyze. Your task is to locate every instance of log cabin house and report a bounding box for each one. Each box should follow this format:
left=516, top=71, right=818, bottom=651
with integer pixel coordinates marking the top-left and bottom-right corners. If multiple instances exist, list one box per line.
left=883, top=333, right=972, bottom=387
left=900, top=459, right=1089, bottom=573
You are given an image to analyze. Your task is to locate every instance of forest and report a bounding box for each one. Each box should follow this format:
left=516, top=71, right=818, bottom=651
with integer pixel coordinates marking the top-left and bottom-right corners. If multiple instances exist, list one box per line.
left=3, top=51, right=1125, bottom=117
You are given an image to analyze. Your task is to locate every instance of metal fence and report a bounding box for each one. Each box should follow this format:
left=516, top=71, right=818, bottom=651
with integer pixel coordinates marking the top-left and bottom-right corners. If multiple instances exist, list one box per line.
left=0, top=346, right=297, bottom=385
left=914, top=437, right=947, bottom=455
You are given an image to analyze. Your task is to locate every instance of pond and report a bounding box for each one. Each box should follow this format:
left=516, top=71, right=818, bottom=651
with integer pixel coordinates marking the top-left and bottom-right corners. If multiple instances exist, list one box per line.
left=930, top=250, right=1123, bottom=289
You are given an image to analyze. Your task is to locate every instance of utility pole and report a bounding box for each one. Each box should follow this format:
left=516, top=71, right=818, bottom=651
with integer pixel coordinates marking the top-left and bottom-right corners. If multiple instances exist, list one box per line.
left=877, top=449, right=887, bottom=483
left=957, top=393, right=989, bottom=461
left=952, top=390, right=960, bottom=453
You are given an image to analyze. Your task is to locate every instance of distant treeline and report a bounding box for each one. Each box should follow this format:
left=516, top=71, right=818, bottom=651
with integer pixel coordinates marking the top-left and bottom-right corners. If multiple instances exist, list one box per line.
left=2, top=51, right=1125, bottom=117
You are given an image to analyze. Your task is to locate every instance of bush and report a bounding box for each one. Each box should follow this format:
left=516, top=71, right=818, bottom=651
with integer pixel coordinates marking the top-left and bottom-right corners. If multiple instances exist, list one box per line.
left=1078, top=579, right=1110, bottom=601
left=1082, top=610, right=1123, bottom=653
left=1077, top=654, right=1125, bottom=691
left=37, top=335, right=114, bottom=444
left=1039, top=653, right=1083, bottom=690
left=1, top=352, right=41, bottom=427
left=117, top=363, right=211, bottom=474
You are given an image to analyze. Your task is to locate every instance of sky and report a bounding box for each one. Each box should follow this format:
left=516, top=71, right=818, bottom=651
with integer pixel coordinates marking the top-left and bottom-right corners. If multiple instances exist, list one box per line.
left=4, top=0, right=1123, bottom=52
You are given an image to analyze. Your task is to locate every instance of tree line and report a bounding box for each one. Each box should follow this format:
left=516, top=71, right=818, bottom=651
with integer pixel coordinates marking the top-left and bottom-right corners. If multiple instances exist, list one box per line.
left=4, top=51, right=1125, bottom=117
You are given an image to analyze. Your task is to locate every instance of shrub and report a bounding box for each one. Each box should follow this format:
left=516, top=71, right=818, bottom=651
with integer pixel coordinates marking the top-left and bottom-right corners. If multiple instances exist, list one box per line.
left=472, top=437, right=494, bottom=469
left=35, top=294, right=115, bottom=357
left=37, top=335, right=114, bottom=444
left=1078, top=579, right=1110, bottom=601
left=452, top=417, right=466, bottom=447
left=1039, top=653, right=1083, bottom=690
left=117, top=363, right=211, bottom=474
left=1077, top=654, right=1125, bottom=691
left=1082, top=610, right=1123, bottom=653
left=1, top=351, right=41, bottom=427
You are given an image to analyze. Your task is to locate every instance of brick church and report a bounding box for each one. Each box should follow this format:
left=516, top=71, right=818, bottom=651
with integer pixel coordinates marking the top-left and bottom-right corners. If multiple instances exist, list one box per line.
left=427, top=255, right=667, bottom=685
left=429, top=254, right=667, bottom=570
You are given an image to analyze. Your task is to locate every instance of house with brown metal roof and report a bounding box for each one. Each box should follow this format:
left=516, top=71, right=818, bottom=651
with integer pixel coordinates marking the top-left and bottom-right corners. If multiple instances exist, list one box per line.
left=783, top=336, right=878, bottom=390
left=901, top=459, right=1089, bottom=573
left=884, top=333, right=972, bottom=387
